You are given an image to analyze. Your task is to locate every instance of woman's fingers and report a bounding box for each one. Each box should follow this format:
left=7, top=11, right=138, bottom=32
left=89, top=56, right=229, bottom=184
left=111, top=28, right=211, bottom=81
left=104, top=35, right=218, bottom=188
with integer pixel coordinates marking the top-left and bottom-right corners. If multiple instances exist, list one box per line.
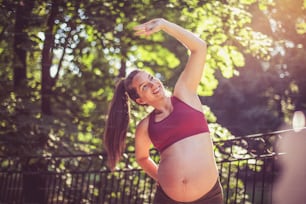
left=134, top=19, right=161, bottom=36
left=134, top=25, right=152, bottom=36
left=134, top=30, right=148, bottom=36
left=134, top=28, right=153, bottom=36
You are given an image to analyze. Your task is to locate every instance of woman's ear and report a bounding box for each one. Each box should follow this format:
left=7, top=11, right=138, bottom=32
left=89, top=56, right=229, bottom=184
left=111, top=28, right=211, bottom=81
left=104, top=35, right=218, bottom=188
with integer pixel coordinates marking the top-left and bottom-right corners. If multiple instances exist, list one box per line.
left=136, top=98, right=147, bottom=105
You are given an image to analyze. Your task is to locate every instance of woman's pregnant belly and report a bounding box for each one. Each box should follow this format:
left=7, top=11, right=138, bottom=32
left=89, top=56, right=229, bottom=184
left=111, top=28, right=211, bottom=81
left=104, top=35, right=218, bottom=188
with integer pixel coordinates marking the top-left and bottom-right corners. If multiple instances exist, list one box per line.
left=157, top=133, right=219, bottom=202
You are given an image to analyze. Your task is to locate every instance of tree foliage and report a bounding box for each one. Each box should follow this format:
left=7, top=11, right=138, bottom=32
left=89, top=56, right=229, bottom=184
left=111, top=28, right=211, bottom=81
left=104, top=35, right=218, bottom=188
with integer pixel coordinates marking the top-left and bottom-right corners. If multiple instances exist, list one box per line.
left=204, top=0, right=306, bottom=136
left=2, top=0, right=302, bottom=203
left=0, top=0, right=276, bottom=157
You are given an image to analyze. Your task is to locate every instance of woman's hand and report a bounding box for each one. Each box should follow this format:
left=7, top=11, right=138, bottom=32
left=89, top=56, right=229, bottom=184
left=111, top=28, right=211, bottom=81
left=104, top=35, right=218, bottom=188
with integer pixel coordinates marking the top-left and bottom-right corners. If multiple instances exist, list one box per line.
left=134, top=18, right=165, bottom=36
left=134, top=18, right=207, bottom=98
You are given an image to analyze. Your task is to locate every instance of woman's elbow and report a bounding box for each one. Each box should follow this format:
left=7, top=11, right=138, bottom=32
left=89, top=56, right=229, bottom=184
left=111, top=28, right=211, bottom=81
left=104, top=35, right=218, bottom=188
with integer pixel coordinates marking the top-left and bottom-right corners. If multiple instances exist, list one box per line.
left=136, top=156, right=148, bottom=165
left=191, top=40, right=206, bottom=53
left=198, top=40, right=207, bottom=51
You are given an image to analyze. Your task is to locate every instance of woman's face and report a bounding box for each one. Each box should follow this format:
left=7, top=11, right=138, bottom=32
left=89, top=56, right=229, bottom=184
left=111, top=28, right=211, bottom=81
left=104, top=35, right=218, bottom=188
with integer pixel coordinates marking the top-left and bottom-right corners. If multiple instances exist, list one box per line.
left=131, top=71, right=165, bottom=105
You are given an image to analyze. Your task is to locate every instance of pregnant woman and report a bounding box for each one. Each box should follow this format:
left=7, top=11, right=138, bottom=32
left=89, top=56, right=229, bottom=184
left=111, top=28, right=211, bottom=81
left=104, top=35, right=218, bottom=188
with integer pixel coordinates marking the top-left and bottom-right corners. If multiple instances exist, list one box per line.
left=104, top=18, right=223, bottom=203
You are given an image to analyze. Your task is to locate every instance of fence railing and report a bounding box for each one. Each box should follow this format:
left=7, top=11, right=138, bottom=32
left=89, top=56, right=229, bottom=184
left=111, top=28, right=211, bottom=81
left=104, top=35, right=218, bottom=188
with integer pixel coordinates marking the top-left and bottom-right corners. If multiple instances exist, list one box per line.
left=214, top=131, right=283, bottom=204
left=0, top=130, right=289, bottom=204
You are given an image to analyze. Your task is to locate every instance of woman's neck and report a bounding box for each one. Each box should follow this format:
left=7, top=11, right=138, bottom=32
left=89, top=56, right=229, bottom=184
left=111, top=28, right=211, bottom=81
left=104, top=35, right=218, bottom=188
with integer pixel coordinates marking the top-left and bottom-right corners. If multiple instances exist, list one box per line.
left=153, top=96, right=173, bottom=116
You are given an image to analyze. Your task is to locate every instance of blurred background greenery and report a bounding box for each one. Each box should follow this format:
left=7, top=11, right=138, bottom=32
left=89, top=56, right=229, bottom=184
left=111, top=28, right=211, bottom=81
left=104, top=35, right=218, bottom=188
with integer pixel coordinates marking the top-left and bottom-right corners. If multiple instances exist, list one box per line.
left=0, top=0, right=305, bottom=159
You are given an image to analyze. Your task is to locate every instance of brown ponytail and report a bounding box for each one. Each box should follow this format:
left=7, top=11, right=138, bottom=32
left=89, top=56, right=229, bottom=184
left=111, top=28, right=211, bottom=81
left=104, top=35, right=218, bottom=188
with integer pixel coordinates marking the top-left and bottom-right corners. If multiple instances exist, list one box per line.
left=104, top=70, right=141, bottom=170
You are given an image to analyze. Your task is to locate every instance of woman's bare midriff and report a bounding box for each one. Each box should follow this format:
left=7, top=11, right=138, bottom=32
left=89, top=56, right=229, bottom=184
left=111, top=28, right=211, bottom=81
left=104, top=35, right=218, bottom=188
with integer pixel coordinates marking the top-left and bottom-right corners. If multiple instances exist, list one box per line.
left=157, top=132, right=219, bottom=202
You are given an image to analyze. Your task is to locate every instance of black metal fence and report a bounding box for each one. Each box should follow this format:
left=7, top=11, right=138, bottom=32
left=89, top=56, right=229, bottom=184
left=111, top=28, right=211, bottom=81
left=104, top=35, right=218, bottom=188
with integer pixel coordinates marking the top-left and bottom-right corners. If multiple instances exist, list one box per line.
left=0, top=131, right=287, bottom=204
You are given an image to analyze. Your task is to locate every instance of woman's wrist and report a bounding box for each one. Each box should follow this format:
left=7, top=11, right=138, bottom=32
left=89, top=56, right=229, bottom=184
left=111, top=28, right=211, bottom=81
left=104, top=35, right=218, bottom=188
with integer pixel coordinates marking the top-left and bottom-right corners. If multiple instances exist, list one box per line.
left=160, top=18, right=174, bottom=32
left=159, top=18, right=167, bottom=30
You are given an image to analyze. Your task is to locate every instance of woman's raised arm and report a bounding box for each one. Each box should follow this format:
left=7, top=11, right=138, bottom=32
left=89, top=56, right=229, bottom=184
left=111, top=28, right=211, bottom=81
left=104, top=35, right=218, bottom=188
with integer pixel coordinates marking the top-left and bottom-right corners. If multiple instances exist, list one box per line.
left=134, top=18, right=207, bottom=97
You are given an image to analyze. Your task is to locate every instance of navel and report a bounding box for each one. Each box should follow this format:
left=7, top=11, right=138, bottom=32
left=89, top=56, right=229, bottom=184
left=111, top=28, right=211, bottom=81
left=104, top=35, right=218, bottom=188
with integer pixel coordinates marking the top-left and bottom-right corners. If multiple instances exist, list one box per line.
left=182, top=178, right=188, bottom=184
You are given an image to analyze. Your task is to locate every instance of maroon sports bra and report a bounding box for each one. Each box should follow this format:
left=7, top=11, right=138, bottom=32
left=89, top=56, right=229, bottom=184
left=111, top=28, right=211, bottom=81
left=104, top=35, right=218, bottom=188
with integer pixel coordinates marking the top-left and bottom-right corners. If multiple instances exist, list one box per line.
left=148, top=96, right=210, bottom=152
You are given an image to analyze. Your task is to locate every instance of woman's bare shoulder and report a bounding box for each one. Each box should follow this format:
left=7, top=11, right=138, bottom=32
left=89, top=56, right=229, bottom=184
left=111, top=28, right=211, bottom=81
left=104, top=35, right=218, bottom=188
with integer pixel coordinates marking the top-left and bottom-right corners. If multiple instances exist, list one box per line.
left=135, top=115, right=152, bottom=150
left=136, top=115, right=150, bottom=134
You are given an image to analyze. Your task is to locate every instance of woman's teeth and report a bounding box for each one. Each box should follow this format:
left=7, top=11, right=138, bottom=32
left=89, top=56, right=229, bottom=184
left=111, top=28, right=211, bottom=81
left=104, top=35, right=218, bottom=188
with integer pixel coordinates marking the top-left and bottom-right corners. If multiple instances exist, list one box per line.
left=153, top=87, right=160, bottom=94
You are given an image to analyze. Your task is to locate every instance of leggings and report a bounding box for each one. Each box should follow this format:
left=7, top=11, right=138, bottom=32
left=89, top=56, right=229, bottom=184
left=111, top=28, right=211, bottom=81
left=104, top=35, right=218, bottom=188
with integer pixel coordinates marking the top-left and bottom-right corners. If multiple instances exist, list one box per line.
left=153, top=179, right=224, bottom=204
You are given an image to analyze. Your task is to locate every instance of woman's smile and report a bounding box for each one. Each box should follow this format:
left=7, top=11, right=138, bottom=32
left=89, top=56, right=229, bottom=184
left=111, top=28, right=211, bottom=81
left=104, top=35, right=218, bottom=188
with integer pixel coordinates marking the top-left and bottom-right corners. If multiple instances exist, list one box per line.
left=153, top=86, right=161, bottom=94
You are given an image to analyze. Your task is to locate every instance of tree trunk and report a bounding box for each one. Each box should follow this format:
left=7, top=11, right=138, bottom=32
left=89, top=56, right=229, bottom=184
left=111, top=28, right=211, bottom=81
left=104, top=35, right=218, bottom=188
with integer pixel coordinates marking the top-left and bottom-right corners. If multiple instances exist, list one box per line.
left=41, top=0, right=60, bottom=115
left=119, top=43, right=127, bottom=78
left=13, top=0, right=34, bottom=88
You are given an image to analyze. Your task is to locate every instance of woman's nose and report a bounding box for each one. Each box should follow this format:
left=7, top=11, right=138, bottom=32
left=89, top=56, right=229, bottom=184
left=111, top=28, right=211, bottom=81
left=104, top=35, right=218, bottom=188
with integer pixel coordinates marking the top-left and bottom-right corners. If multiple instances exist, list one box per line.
left=150, top=81, right=158, bottom=89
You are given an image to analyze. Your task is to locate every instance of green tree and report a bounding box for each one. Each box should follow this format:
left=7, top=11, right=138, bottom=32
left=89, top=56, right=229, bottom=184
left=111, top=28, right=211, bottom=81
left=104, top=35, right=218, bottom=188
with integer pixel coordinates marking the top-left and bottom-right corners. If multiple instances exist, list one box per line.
left=0, top=0, right=278, bottom=202
left=204, top=0, right=306, bottom=136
